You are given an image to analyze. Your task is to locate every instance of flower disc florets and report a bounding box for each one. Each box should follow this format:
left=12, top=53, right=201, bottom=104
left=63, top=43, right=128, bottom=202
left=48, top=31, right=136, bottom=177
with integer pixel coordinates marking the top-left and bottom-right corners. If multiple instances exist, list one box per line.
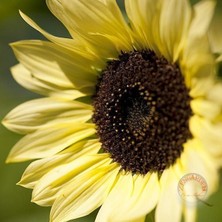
left=93, top=50, right=192, bottom=174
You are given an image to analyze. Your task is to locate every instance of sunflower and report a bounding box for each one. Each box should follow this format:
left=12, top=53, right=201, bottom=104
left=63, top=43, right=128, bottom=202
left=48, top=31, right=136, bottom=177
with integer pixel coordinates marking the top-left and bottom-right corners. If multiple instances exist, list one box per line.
left=3, top=0, right=222, bottom=221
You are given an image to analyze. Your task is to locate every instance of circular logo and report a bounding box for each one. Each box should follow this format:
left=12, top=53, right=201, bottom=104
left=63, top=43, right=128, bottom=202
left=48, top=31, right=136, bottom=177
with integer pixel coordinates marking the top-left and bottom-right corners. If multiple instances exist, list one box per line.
left=178, top=173, right=208, bottom=203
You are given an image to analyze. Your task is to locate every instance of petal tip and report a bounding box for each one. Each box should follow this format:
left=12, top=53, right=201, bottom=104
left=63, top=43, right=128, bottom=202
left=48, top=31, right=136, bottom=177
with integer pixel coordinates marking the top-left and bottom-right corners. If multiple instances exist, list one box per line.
left=1, top=118, right=8, bottom=128
left=5, top=156, right=13, bottom=164
left=16, top=180, right=23, bottom=186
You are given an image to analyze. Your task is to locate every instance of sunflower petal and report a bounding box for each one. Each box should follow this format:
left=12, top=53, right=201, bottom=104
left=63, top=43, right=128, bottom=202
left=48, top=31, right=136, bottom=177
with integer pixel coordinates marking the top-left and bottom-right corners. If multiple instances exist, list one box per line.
left=96, top=173, right=133, bottom=222
left=50, top=163, right=119, bottom=222
left=191, top=98, right=221, bottom=120
left=19, top=11, right=105, bottom=67
left=183, top=205, right=196, bottom=222
left=189, top=76, right=215, bottom=98
left=181, top=1, right=216, bottom=84
left=47, top=0, right=132, bottom=58
left=158, top=0, right=192, bottom=61
left=155, top=167, right=183, bottom=222
left=207, top=81, right=222, bottom=105
left=217, top=54, right=222, bottom=62
left=190, top=116, right=222, bottom=159
left=6, top=123, right=96, bottom=162
left=125, top=0, right=159, bottom=51
left=11, top=40, right=97, bottom=92
left=182, top=139, right=219, bottom=197
left=32, top=154, right=111, bottom=206
left=126, top=0, right=192, bottom=61
left=2, top=98, right=92, bottom=134
left=19, top=11, right=78, bottom=51
left=11, top=64, right=84, bottom=99
left=119, top=173, right=159, bottom=220
left=18, top=139, right=101, bottom=189
left=208, top=14, right=222, bottom=53
left=96, top=172, right=159, bottom=221
left=189, top=0, right=216, bottom=40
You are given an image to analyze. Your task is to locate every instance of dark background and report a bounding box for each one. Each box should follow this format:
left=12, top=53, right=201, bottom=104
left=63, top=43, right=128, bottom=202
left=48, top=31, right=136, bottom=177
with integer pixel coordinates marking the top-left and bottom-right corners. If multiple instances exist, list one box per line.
left=0, top=0, right=222, bottom=221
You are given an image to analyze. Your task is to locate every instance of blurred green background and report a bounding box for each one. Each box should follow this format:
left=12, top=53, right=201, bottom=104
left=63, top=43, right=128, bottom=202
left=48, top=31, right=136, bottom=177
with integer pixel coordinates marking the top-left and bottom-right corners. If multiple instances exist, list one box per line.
left=0, top=0, right=222, bottom=221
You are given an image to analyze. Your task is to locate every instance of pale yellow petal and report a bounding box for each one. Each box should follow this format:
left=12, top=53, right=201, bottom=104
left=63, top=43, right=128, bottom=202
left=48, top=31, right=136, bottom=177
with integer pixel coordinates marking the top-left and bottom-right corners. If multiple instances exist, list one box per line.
left=125, top=0, right=159, bottom=51
left=181, top=1, right=216, bottom=85
left=182, top=139, right=219, bottom=198
left=19, top=11, right=105, bottom=68
left=181, top=38, right=215, bottom=88
left=189, top=1, right=216, bottom=40
left=180, top=140, right=219, bottom=222
left=32, top=154, right=111, bottom=206
left=189, top=115, right=222, bottom=160
left=46, top=0, right=81, bottom=38
left=189, top=76, right=215, bottom=98
left=18, top=139, right=101, bottom=189
left=183, top=204, right=197, bottom=222
left=50, top=163, right=119, bottom=222
left=2, top=97, right=92, bottom=134
left=96, top=173, right=133, bottom=222
left=11, top=64, right=85, bottom=99
left=126, top=0, right=192, bottom=61
left=177, top=156, right=197, bottom=222
left=19, top=11, right=80, bottom=52
left=207, top=81, right=222, bottom=105
left=96, top=172, right=159, bottom=221
left=115, top=173, right=159, bottom=220
left=6, top=123, right=96, bottom=162
left=184, top=0, right=216, bottom=56
left=191, top=98, right=221, bottom=121
left=158, top=0, right=192, bottom=61
left=155, top=167, right=183, bottom=222
left=217, top=54, right=222, bottom=62
left=208, top=14, right=222, bottom=53
left=47, top=0, right=132, bottom=58
left=19, top=12, right=88, bottom=61
left=11, top=40, right=97, bottom=92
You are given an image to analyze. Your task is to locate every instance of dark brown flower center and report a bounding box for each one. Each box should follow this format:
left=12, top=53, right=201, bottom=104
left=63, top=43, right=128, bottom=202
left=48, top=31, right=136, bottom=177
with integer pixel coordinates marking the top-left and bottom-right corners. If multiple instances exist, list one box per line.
left=92, top=50, right=192, bottom=174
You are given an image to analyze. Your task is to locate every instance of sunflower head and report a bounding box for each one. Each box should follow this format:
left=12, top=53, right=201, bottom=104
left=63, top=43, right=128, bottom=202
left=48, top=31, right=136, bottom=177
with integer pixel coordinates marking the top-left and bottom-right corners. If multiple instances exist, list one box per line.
left=2, top=0, right=222, bottom=222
